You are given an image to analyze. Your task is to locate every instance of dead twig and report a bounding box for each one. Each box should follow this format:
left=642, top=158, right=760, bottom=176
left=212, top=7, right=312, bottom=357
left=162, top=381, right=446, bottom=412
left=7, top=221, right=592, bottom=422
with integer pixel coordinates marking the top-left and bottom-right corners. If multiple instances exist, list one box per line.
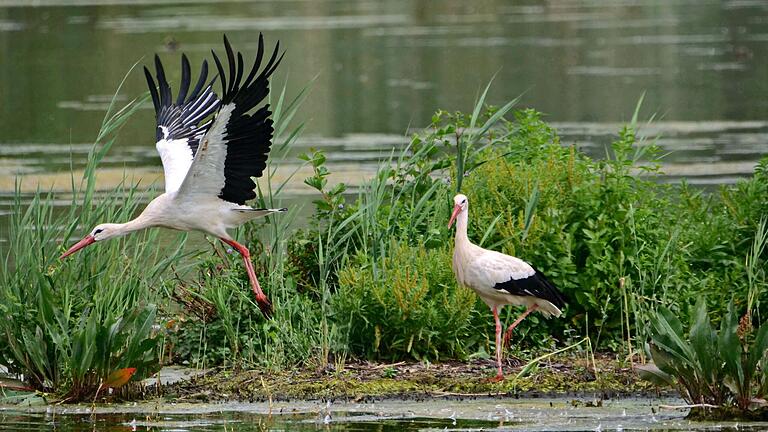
left=371, top=361, right=406, bottom=370
left=658, top=403, right=719, bottom=410
left=431, top=390, right=501, bottom=397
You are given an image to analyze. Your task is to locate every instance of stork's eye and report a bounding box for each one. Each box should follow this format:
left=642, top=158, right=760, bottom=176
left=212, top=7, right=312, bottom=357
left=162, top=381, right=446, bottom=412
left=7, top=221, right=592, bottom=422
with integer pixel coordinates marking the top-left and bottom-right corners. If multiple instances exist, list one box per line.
left=94, top=228, right=104, bottom=235
left=461, top=199, right=467, bottom=204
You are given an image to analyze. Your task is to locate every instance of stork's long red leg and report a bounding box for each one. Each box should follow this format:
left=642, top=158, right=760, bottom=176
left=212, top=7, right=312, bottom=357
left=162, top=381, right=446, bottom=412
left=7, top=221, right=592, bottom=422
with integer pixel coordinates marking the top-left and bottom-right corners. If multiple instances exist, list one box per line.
left=488, top=305, right=504, bottom=382
left=220, top=238, right=273, bottom=319
left=503, top=304, right=538, bottom=347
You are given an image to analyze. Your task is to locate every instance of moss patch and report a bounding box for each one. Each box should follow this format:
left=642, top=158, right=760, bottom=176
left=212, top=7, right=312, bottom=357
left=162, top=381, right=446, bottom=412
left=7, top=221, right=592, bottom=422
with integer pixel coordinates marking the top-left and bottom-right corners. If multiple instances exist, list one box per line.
left=159, top=354, right=659, bottom=402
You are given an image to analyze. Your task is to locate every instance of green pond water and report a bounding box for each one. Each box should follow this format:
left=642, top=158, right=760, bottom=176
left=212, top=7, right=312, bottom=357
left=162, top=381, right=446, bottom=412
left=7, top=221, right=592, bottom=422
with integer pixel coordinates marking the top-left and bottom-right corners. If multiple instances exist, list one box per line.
left=1, top=397, right=765, bottom=431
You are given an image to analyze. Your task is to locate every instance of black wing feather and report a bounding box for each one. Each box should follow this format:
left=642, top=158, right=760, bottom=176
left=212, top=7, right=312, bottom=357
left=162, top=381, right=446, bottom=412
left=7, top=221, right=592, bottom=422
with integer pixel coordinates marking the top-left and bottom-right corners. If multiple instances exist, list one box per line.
left=145, top=53, right=220, bottom=154
left=143, top=67, right=161, bottom=114
left=176, top=54, right=191, bottom=105
left=493, top=265, right=567, bottom=310
left=224, top=35, right=237, bottom=95
left=211, top=49, right=227, bottom=101
left=155, top=55, right=172, bottom=107
left=243, top=36, right=265, bottom=88
left=187, top=60, right=209, bottom=102
left=211, top=33, right=284, bottom=205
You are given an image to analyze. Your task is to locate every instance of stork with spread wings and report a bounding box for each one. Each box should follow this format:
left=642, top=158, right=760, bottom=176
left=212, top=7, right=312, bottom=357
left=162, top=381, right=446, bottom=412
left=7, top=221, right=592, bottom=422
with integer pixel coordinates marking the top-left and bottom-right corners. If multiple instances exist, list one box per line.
left=60, top=34, right=286, bottom=319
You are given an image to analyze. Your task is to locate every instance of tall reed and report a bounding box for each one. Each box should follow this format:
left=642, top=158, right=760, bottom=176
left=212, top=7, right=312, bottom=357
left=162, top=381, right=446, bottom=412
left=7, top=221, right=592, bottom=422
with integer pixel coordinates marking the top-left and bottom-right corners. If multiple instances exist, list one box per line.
left=0, top=65, right=187, bottom=399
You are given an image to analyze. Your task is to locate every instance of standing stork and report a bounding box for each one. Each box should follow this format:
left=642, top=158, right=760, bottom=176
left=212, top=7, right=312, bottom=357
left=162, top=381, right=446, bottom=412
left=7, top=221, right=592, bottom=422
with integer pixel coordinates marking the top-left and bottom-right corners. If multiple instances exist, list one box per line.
left=60, top=34, right=285, bottom=319
left=448, top=194, right=566, bottom=381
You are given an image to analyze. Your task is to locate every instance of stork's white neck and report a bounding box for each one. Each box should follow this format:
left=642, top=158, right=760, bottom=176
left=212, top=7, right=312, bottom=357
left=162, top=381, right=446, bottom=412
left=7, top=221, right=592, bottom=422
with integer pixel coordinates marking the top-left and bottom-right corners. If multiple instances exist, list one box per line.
left=107, top=215, right=153, bottom=239
left=123, top=214, right=154, bottom=233
left=451, top=206, right=474, bottom=289
left=102, top=205, right=161, bottom=240
left=454, top=207, right=471, bottom=247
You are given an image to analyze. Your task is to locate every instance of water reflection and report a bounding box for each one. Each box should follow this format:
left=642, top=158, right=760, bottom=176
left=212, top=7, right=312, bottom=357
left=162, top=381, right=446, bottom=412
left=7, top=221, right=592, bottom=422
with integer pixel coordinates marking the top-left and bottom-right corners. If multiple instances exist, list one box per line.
left=1, top=397, right=766, bottom=431
left=1, top=0, right=767, bottom=143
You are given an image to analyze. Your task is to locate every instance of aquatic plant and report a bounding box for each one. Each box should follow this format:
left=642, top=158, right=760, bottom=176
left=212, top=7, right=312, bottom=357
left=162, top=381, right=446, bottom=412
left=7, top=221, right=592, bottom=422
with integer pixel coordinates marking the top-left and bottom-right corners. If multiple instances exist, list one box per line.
left=638, top=219, right=768, bottom=416
left=638, top=298, right=768, bottom=417
left=0, top=68, right=187, bottom=399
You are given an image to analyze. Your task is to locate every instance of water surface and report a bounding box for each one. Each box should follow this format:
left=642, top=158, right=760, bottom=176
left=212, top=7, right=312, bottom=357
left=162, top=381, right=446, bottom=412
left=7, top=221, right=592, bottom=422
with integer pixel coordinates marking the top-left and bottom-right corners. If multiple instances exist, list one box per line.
left=2, top=397, right=764, bottom=431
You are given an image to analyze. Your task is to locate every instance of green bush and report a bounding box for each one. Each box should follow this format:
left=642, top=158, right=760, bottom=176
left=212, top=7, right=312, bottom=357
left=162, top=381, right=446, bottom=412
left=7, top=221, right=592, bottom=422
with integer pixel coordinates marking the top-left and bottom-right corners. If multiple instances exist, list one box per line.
left=334, top=243, right=479, bottom=361
left=461, top=110, right=687, bottom=348
left=458, top=109, right=768, bottom=351
left=172, top=92, right=767, bottom=368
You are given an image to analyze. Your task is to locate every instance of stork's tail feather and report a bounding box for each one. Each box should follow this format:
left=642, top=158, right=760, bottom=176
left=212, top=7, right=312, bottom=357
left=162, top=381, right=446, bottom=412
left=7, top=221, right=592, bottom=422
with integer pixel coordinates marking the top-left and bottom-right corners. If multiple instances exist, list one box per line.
left=530, top=267, right=567, bottom=310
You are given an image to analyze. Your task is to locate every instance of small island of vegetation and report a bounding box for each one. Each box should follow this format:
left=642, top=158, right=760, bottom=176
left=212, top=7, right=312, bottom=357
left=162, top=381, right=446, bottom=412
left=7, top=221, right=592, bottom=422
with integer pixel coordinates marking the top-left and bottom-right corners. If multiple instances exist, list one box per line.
left=1, top=82, right=767, bottom=421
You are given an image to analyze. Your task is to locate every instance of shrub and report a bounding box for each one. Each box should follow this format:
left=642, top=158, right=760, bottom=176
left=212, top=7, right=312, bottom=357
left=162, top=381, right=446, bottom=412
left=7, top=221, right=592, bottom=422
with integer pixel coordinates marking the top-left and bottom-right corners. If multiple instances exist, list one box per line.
left=173, top=88, right=767, bottom=368
left=333, top=243, right=479, bottom=361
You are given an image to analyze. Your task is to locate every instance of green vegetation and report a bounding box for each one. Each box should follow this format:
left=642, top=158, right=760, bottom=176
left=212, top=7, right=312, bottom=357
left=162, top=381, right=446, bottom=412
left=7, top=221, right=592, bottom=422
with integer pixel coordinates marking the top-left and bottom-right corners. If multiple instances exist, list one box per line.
left=164, top=92, right=767, bottom=389
left=0, top=72, right=187, bottom=400
left=639, top=298, right=768, bottom=419
left=2, top=75, right=767, bottom=403
left=637, top=222, right=768, bottom=419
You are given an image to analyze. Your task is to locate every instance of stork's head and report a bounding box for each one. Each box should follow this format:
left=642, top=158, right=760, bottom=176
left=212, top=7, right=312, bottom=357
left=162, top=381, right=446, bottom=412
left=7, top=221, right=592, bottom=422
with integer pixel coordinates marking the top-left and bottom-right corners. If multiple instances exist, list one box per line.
left=448, top=194, right=468, bottom=228
left=60, top=223, right=124, bottom=259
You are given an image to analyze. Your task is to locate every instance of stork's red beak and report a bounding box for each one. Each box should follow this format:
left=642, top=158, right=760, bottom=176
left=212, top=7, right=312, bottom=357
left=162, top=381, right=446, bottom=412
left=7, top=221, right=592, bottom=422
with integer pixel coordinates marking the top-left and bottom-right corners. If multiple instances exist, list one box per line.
left=60, top=235, right=95, bottom=259
left=448, top=204, right=462, bottom=229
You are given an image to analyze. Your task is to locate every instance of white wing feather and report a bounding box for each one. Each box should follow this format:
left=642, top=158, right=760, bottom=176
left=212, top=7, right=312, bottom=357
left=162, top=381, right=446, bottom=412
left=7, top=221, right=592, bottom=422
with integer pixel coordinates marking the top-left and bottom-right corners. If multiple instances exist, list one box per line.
left=156, top=138, right=195, bottom=193
left=177, top=104, right=234, bottom=198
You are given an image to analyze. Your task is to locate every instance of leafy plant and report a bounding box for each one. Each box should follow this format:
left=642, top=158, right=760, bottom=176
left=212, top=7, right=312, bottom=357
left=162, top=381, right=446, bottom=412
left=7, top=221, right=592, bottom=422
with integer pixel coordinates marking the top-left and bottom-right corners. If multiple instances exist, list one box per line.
left=163, top=81, right=768, bottom=375
left=639, top=299, right=768, bottom=413
left=334, top=243, right=478, bottom=361
left=0, top=65, right=184, bottom=400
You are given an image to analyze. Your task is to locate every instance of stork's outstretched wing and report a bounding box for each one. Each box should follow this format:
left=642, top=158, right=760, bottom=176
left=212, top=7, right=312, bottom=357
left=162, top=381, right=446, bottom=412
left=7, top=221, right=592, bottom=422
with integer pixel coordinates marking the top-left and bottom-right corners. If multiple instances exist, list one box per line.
left=144, top=55, right=220, bottom=193
left=178, top=34, right=283, bottom=205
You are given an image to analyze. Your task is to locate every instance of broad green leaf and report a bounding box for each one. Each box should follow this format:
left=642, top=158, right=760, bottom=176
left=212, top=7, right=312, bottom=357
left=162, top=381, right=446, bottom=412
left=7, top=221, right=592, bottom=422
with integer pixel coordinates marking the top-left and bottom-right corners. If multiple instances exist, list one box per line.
left=636, top=363, right=674, bottom=387
left=748, top=321, right=768, bottom=377
left=689, top=299, right=718, bottom=383
left=719, top=300, right=745, bottom=396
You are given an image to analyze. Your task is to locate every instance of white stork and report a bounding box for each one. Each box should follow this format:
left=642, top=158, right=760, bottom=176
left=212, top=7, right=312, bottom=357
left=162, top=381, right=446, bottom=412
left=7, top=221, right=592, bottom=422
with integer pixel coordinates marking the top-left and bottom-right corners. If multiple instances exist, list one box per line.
left=60, top=34, right=285, bottom=318
left=448, top=193, right=566, bottom=381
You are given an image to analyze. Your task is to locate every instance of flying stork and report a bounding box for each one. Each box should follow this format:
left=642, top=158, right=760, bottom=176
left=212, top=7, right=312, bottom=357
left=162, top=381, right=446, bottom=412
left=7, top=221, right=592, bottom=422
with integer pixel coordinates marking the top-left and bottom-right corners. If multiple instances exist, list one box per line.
left=60, top=34, right=285, bottom=318
left=448, top=193, right=566, bottom=381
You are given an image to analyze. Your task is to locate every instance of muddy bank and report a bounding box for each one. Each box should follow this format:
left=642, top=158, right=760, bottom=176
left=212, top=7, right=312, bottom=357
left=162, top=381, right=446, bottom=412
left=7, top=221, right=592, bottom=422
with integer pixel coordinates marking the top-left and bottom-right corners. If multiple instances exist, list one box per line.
left=154, top=355, right=660, bottom=403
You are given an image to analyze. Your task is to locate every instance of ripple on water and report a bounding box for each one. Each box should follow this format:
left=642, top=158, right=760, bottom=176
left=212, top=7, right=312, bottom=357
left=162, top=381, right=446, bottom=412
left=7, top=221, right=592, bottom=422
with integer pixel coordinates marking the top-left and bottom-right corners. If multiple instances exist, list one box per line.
left=97, top=14, right=410, bottom=33
left=5, top=396, right=764, bottom=431
left=0, top=122, right=766, bottom=197
left=0, top=20, right=24, bottom=32
left=568, top=66, right=663, bottom=76
left=0, top=143, right=95, bottom=155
